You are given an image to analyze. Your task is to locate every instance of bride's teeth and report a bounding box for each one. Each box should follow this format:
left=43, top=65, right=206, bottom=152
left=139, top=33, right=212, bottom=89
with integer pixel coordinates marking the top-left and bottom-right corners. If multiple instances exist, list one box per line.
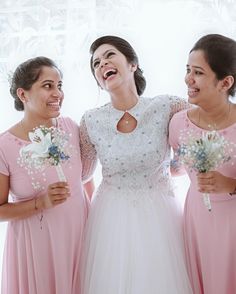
left=48, top=102, right=59, bottom=106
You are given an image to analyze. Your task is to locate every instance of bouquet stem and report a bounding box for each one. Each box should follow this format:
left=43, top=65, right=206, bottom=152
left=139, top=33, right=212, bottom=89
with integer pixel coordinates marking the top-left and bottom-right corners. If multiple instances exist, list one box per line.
left=56, top=164, right=66, bottom=181
left=202, top=193, right=211, bottom=212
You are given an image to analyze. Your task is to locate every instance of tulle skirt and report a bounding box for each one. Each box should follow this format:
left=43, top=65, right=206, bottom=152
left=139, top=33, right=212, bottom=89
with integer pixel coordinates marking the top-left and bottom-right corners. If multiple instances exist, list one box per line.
left=80, top=182, right=192, bottom=294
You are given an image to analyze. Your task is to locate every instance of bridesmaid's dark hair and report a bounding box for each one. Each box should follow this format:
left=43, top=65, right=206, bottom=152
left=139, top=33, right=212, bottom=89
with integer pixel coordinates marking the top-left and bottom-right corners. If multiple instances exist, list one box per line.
left=89, top=35, right=146, bottom=96
left=10, top=56, right=62, bottom=111
left=191, top=34, right=236, bottom=96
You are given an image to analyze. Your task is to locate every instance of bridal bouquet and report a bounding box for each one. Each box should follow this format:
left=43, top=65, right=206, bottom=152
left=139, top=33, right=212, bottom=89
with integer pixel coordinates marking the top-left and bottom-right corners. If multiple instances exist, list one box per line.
left=177, top=129, right=232, bottom=211
left=19, top=126, right=71, bottom=182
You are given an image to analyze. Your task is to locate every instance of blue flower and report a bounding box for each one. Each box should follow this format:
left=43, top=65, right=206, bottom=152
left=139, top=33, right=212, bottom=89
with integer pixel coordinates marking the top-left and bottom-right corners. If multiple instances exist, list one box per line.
left=48, top=145, right=59, bottom=156
left=60, top=152, right=70, bottom=160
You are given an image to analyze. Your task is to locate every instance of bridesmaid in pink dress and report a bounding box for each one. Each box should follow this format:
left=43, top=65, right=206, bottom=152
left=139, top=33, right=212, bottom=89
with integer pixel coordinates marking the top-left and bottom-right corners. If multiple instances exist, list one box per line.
left=0, top=57, right=90, bottom=294
left=169, top=34, right=236, bottom=294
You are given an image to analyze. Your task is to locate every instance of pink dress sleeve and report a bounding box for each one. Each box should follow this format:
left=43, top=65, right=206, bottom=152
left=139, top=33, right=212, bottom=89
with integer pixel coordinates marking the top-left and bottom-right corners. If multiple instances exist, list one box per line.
left=79, top=115, right=97, bottom=183
left=0, top=145, right=10, bottom=176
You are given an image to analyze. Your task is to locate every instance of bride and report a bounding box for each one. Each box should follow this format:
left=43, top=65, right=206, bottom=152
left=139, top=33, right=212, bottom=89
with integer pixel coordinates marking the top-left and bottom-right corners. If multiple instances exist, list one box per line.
left=79, top=35, right=192, bottom=294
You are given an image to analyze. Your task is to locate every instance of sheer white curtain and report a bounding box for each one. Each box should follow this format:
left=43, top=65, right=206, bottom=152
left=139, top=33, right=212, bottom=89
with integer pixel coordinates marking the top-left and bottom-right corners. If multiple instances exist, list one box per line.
left=0, top=0, right=235, bottom=287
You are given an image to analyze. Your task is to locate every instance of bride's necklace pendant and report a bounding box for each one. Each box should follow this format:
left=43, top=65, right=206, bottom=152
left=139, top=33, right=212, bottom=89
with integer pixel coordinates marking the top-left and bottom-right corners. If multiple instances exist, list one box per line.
left=124, top=110, right=130, bottom=124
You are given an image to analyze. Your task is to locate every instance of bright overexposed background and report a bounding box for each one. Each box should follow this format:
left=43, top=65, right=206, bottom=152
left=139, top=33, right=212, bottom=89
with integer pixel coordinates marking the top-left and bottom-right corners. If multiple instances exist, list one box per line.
left=0, top=0, right=236, bottom=287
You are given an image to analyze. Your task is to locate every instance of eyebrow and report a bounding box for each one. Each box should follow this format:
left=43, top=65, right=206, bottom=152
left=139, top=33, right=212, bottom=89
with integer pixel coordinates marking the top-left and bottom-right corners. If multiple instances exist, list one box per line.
left=40, top=79, right=62, bottom=84
left=186, top=64, right=205, bottom=71
left=93, top=49, right=115, bottom=64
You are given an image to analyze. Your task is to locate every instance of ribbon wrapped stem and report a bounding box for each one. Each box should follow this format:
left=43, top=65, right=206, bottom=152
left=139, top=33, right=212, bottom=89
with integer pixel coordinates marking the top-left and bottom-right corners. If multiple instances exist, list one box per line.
left=56, top=164, right=66, bottom=181
left=202, top=193, right=211, bottom=212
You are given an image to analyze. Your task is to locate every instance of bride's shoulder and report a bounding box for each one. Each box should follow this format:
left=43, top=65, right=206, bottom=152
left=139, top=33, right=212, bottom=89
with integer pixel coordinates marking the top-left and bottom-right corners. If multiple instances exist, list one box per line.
left=141, top=95, right=170, bottom=106
left=83, top=103, right=110, bottom=118
left=145, top=94, right=186, bottom=106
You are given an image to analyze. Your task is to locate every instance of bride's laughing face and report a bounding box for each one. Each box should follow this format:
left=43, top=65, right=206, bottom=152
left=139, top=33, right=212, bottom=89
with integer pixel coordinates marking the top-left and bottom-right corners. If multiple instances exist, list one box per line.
left=92, top=44, right=137, bottom=93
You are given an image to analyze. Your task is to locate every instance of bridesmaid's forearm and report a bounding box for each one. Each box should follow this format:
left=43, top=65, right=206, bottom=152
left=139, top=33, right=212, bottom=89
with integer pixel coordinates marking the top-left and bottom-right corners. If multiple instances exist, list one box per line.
left=0, top=197, right=43, bottom=222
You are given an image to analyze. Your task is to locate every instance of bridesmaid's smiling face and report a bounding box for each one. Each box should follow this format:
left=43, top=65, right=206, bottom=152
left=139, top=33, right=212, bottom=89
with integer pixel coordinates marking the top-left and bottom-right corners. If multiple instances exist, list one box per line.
left=18, top=66, right=64, bottom=119
left=185, top=50, right=222, bottom=107
left=92, top=43, right=137, bottom=93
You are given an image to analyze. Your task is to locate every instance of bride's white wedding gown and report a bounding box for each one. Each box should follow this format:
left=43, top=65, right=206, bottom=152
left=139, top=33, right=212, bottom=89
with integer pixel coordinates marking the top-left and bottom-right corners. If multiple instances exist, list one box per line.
left=80, top=96, right=192, bottom=294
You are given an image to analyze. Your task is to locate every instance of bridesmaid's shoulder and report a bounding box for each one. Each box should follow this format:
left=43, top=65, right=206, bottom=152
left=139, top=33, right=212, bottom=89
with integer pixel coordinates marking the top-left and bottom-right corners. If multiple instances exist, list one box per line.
left=58, top=116, right=78, bottom=127
left=171, top=108, right=188, bottom=122
left=58, top=116, right=80, bottom=135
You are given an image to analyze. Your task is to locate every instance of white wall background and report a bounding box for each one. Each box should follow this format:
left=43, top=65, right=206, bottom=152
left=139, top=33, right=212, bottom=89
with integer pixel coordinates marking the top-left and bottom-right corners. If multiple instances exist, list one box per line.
left=0, top=0, right=236, bottom=288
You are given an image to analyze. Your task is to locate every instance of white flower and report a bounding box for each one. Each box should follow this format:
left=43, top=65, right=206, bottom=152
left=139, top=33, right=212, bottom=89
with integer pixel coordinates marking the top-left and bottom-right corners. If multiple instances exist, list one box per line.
left=18, top=125, right=71, bottom=177
left=20, top=128, right=52, bottom=159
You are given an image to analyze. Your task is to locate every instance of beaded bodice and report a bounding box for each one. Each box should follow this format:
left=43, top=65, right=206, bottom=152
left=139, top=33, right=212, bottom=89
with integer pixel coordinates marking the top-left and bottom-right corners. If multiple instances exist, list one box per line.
left=80, top=95, right=189, bottom=191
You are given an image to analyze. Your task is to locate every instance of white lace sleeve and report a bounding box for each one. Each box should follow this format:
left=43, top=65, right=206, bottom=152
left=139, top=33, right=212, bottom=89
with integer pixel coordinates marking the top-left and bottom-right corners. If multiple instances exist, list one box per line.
left=79, top=114, right=97, bottom=183
left=169, top=96, right=191, bottom=120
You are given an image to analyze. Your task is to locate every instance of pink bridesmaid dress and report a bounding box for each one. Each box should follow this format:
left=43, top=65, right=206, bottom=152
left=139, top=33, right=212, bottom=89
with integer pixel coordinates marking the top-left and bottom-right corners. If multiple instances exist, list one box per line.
left=169, top=109, right=236, bottom=294
left=0, top=117, right=88, bottom=294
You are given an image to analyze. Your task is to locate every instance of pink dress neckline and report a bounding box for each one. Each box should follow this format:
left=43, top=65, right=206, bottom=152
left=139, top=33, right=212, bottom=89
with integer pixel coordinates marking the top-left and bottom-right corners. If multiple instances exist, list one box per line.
left=6, top=117, right=62, bottom=143
left=185, top=109, right=236, bottom=132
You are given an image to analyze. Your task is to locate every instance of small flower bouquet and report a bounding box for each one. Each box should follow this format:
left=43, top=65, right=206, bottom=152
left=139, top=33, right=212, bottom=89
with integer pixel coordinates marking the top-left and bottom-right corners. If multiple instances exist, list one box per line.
left=177, top=129, right=232, bottom=211
left=19, top=126, right=71, bottom=182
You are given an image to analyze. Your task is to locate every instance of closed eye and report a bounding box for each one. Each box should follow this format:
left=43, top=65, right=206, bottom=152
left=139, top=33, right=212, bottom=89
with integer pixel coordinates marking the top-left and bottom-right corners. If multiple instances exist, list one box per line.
left=106, top=51, right=115, bottom=58
left=93, top=60, right=100, bottom=69
left=93, top=50, right=116, bottom=69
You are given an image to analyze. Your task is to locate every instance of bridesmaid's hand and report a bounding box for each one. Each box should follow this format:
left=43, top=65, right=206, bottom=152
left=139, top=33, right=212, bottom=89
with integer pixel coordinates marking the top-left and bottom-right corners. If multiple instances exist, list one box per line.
left=40, top=182, right=71, bottom=209
left=197, top=171, right=235, bottom=194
